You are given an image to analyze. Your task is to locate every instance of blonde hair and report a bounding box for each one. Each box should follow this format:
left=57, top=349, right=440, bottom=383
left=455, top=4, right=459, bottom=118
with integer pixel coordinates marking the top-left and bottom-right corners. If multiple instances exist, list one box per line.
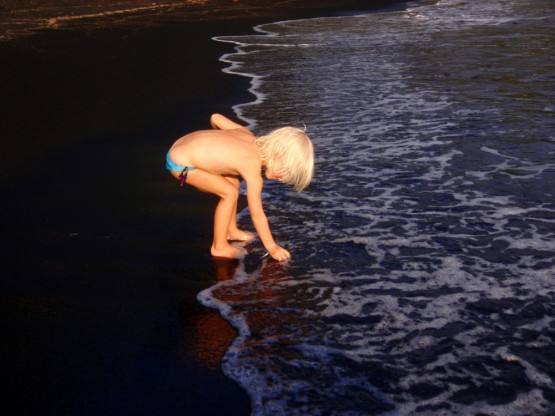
left=254, top=126, right=314, bottom=193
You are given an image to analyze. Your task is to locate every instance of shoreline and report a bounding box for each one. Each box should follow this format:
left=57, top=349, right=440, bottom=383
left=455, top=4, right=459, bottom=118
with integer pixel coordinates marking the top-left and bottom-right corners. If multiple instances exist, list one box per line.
left=1, top=1, right=406, bottom=415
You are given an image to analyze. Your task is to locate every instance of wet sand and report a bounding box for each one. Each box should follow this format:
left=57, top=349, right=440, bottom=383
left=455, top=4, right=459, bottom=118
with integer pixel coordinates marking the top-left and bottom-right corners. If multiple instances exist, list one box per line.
left=0, top=1, right=404, bottom=414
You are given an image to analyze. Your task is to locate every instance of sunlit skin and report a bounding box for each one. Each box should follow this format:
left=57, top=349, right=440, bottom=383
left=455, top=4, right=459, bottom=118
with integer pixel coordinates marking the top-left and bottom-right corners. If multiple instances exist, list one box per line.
left=168, top=114, right=291, bottom=261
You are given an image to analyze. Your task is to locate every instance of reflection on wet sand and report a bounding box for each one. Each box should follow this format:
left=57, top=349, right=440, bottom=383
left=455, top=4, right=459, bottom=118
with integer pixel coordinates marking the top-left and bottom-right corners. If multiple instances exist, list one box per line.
left=189, top=255, right=294, bottom=370
left=188, top=258, right=240, bottom=371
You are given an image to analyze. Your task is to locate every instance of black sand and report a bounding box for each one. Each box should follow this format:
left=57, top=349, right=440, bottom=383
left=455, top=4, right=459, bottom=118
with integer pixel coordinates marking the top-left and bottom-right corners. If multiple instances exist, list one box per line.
left=0, top=1, right=404, bottom=414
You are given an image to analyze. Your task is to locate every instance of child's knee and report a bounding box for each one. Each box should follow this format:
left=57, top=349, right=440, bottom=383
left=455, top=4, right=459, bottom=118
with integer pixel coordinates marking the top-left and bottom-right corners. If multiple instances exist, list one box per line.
left=221, top=186, right=239, bottom=201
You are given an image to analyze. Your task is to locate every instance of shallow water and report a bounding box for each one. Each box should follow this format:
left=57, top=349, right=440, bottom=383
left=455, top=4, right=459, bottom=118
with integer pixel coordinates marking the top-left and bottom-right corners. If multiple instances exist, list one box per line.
left=202, top=0, right=555, bottom=414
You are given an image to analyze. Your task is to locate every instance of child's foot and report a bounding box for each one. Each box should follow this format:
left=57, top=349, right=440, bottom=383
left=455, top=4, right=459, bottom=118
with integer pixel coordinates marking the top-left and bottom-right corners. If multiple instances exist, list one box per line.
left=211, top=244, right=246, bottom=259
left=227, top=229, right=255, bottom=242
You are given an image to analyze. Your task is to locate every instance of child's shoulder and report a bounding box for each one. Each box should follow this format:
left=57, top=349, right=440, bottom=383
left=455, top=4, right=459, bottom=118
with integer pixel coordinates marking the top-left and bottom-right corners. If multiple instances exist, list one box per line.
left=235, top=128, right=257, bottom=143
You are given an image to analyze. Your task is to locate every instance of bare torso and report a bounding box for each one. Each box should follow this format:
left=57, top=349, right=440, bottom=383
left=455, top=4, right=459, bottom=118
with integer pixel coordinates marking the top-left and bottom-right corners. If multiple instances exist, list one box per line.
left=169, top=128, right=259, bottom=176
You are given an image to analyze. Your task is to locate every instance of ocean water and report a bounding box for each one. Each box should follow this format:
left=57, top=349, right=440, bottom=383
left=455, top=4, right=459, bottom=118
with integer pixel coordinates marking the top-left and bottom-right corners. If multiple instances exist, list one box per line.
left=200, top=0, right=555, bottom=414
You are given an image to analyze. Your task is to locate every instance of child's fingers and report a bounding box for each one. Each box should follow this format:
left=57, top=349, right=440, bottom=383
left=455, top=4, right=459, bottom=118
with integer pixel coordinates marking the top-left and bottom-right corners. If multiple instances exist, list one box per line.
left=271, top=247, right=291, bottom=262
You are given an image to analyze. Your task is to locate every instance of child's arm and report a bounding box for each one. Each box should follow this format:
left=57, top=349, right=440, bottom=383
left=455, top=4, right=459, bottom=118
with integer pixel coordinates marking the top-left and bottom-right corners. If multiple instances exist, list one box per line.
left=210, top=113, right=246, bottom=130
left=243, top=172, right=291, bottom=262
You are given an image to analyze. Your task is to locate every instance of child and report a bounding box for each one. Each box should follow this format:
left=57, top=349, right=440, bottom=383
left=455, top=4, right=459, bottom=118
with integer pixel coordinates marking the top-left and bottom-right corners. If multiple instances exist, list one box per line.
left=166, top=113, right=314, bottom=261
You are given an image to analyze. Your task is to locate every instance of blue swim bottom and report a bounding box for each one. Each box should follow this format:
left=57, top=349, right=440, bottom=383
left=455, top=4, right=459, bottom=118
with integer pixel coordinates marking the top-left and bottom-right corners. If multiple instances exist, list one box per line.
left=166, top=150, right=196, bottom=186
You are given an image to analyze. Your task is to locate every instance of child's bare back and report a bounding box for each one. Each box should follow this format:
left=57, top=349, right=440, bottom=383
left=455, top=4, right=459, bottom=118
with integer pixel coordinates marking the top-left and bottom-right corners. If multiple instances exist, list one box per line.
left=169, top=128, right=259, bottom=179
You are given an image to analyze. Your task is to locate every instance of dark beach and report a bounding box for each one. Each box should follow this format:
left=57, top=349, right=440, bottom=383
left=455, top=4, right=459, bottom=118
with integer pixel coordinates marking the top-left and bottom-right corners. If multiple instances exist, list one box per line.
left=0, top=1, right=404, bottom=414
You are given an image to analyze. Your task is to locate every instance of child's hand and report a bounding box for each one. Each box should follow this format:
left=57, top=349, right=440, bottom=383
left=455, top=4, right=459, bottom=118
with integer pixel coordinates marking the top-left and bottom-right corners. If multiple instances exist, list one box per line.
left=269, top=244, right=291, bottom=262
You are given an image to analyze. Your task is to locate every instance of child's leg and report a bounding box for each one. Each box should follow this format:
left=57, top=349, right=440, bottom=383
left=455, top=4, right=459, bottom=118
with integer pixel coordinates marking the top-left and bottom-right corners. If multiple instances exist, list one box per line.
left=223, top=176, right=254, bottom=242
left=184, top=170, right=245, bottom=258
